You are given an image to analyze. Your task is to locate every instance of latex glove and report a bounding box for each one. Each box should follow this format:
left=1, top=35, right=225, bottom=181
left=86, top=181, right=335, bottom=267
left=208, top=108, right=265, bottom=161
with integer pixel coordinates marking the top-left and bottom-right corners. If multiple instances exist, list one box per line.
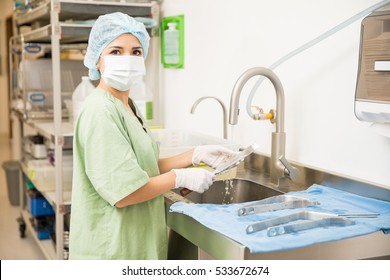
left=192, top=145, right=239, bottom=169
left=173, top=168, right=215, bottom=193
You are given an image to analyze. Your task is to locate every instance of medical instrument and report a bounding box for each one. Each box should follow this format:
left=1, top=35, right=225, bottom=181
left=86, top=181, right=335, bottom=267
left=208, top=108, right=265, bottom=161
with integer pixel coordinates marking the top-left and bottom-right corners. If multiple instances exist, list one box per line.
left=266, top=216, right=354, bottom=237
left=237, top=195, right=318, bottom=216
left=213, top=143, right=259, bottom=175
left=179, top=144, right=253, bottom=197
left=246, top=211, right=379, bottom=236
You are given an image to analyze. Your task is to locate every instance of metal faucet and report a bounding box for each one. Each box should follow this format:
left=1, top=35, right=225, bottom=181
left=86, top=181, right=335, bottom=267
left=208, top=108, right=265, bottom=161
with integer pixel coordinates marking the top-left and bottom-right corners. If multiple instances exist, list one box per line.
left=229, top=67, right=299, bottom=186
left=191, top=96, right=228, bottom=139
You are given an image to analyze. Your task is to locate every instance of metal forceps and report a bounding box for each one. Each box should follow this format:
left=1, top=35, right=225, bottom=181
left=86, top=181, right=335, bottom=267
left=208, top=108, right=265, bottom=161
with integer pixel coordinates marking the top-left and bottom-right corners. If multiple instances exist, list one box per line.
left=246, top=211, right=379, bottom=236
left=237, top=195, right=319, bottom=216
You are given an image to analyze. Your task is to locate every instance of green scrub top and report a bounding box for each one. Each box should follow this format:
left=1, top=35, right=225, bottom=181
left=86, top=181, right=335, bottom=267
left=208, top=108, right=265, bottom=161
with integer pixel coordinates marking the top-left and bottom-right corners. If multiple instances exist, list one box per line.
left=69, top=89, right=167, bottom=260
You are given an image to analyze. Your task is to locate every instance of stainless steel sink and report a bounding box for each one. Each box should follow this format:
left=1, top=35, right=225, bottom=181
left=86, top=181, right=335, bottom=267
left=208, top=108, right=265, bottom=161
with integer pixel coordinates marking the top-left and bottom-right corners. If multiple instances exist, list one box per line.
left=173, top=179, right=283, bottom=204
left=165, top=152, right=390, bottom=260
left=166, top=177, right=285, bottom=260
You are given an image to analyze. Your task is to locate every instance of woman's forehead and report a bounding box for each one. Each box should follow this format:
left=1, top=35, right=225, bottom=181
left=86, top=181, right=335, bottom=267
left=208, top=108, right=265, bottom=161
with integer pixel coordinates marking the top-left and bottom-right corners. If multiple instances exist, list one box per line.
left=106, top=33, right=141, bottom=48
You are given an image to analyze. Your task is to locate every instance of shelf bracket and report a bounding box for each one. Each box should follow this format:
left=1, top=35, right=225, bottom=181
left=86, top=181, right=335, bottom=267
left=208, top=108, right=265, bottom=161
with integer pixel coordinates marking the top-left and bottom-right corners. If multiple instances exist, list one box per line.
left=53, top=135, right=64, bottom=147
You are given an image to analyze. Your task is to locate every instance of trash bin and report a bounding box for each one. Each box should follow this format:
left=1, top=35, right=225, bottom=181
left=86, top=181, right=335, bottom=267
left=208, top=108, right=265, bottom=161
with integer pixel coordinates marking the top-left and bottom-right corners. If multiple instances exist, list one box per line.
left=2, top=160, right=21, bottom=206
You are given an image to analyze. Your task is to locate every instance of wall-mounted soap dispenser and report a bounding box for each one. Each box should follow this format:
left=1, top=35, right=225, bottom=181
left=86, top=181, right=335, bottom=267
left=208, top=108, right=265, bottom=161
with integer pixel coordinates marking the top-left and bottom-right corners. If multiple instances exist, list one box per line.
left=161, top=15, right=184, bottom=69
left=355, top=6, right=390, bottom=126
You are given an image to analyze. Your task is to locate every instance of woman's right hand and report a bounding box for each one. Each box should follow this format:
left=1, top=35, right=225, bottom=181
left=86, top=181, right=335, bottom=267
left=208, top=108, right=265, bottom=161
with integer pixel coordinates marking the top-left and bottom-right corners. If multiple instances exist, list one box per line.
left=172, top=168, right=215, bottom=193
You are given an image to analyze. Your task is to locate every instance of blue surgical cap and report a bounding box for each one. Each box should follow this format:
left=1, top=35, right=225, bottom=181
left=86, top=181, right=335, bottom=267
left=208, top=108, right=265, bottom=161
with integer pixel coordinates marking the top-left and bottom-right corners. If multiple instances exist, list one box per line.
left=84, top=12, right=150, bottom=80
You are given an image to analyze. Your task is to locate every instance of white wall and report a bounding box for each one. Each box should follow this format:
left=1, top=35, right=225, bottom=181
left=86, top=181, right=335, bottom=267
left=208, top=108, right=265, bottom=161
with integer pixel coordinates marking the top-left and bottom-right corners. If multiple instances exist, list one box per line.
left=160, top=0, right=390, bottom=188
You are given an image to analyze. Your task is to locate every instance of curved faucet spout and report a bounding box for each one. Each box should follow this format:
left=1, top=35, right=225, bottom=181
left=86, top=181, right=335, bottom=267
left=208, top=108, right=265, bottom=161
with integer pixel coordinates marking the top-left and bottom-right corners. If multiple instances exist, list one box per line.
left=191, top=96, right=228, bottom=139
left=228, top=67, right=298, bottom=187
left=229, top=67, right=285, bottom=133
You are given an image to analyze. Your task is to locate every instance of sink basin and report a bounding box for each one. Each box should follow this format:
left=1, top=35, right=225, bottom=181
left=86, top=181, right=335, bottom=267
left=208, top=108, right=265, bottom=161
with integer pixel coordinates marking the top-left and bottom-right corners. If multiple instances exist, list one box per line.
left=173, top=179, right=283, bottom=204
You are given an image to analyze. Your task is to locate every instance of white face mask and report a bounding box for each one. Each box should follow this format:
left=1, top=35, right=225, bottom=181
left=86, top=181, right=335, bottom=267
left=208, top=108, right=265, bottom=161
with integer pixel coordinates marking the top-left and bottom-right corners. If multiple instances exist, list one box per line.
left=101, top=55, right=146, bottom=91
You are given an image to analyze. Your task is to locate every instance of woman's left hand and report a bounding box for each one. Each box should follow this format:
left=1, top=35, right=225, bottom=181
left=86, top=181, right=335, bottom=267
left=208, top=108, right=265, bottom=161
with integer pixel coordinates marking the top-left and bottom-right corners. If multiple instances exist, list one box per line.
left=192, top=145, right=238, bottom=169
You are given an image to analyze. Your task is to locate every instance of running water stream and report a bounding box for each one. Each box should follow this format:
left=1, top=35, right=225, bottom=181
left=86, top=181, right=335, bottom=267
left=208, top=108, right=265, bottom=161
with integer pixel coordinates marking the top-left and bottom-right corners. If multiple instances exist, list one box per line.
left=221, top=125, right=238, bottom=204
left=222, top=179, right=235, bottom=204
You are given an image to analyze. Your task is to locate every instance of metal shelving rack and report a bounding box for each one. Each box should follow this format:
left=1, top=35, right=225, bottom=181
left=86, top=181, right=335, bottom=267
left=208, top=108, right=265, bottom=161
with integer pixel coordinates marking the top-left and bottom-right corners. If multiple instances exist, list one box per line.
left=11, top=0, right=160, bottom=259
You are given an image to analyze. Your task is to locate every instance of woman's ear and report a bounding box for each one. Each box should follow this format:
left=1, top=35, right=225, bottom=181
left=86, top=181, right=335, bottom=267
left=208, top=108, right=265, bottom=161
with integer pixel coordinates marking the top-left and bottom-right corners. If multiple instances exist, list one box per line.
left=96, top=58, right=102, bottom=72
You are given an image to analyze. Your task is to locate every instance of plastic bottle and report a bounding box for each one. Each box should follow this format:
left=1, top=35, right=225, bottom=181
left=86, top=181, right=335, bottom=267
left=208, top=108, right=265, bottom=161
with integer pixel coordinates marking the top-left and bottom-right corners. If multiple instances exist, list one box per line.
left=131, top=78, right=154, bottom=126
left=72, top=76, right=95, bottom=126
left=164, top=22, right=180, bottom=64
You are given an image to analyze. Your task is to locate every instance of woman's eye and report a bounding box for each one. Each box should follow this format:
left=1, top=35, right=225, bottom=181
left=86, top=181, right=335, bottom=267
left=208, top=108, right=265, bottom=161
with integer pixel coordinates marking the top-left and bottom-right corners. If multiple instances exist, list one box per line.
left=133, top=50, right=142, bottom=56
left=109, top=50, right=121, bottom=55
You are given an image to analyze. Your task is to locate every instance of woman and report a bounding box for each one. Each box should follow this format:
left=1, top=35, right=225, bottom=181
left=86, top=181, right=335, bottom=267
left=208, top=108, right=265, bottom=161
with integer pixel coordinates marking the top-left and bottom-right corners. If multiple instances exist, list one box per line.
left=68, top=12, right=236, bottom=260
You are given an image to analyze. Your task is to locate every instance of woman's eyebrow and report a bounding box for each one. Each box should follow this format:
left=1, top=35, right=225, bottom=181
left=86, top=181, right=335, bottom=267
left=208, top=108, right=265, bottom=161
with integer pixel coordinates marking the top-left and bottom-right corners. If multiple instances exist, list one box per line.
left=107, top=45, right=123, bottom=50
left=107, top=46, right=142, bottom=50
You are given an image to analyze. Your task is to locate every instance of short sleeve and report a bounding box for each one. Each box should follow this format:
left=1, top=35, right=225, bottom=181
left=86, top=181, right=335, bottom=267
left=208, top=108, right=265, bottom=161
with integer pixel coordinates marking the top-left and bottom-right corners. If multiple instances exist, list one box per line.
left=76, top=100, right=149, bottom=206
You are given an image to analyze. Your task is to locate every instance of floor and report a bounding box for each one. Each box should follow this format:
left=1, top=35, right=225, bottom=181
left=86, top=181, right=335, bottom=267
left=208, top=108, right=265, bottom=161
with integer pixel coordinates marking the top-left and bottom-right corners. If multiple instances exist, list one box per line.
left=0, top=134, right=45, bottom=260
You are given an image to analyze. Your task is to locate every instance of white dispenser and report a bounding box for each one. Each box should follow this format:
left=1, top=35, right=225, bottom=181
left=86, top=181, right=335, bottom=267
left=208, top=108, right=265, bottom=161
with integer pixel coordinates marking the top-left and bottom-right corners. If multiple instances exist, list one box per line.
left=355, top=7, right=390, bottom=125
left=163, top=22, right=180, bottom=64
left=72, top=76, right=95, bottom=126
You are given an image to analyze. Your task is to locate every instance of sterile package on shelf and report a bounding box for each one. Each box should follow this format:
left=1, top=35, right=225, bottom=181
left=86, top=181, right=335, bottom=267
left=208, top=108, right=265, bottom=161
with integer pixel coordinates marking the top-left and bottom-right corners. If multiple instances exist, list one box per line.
left=27, top=159, right=73, bottom=192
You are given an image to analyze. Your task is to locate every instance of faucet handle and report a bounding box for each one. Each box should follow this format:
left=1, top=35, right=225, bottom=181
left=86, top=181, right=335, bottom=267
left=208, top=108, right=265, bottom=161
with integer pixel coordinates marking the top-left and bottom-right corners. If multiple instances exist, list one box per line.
left=251, top=106, right=275, bottom=123
left=279, top=156, right=300, bottom=182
